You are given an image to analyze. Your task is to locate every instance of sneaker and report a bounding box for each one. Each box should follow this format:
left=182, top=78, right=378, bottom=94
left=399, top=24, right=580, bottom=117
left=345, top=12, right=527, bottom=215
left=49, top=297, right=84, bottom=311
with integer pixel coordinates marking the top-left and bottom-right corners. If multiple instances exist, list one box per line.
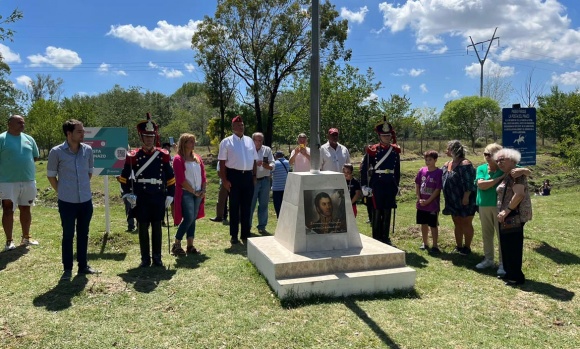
left=209, top=217, right=223, bottom=222
left=497, top=264, right=506, bottom=276
left=78, top=266, right=100, bottom=275
left=419, top=243, right=429, bottom=250
left=452, top=246, right=462, bottom=254
left=476, top=259, right=494, bottom=269
left=21, top=237, right=39, bottom=246
left=3, top=241, right=15, bottom=252
left=430, top=247, right=441, bottom=255
left=186, top=245, right=200, bottom=255
left=171, top=244, right=186, bottom=256
left=459, top=247, right=472, bottom=256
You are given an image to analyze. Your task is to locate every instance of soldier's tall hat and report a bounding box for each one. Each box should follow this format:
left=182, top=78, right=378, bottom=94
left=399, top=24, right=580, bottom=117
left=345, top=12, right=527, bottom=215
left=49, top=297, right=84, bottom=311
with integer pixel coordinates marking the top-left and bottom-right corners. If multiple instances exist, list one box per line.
left=137, top=113, right=160, bottom=147
left=374, top=116, right=397, bottom=144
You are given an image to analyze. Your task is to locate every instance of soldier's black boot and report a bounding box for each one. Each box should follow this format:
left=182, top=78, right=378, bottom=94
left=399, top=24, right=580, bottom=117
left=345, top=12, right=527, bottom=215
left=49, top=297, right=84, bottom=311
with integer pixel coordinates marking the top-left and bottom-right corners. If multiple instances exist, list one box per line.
left=151, top=221, right=164, bottom=267
left=381, top=209, right=393, bottom=245
left=138, top=221, right=151, bottom=267
left=371, top=209, right=383, bottom=242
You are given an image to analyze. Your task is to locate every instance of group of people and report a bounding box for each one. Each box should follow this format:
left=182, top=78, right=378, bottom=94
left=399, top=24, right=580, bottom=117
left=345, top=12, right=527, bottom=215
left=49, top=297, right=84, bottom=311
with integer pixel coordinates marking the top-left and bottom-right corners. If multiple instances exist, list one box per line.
left=415, top=140, right=533, bottom=286
left=1, top=113, right=535, bottom=287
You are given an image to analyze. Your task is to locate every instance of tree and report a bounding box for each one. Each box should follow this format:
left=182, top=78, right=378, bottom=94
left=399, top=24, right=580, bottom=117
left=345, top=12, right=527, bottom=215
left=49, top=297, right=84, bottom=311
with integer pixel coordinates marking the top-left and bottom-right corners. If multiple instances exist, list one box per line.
left=440, top=96, right=500, bottom=151
left=0, top=61, right=25, bottom=120
left=275, top=63, right=380, bottom=152
left=516, top=68, right=546, bottom=108
left=26, top=99, right=65, bottom=156
left=536, top=86, right=580, bottom=143
left=26, top=74, right=64, bottom=106
left=192, top=0, right=350, bottom=146
left=0, top=8, right=23, bottom=44
left=415, top=107, right=441, bottom=154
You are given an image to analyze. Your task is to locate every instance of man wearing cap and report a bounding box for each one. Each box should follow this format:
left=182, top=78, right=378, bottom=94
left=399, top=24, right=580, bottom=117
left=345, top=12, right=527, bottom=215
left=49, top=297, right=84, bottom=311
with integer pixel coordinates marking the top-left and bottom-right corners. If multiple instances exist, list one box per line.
left=289, top=133, right=311, bottom=172
left=271, top=151, right=290, bottom=217
left=217, top=116, right=258, bottom=244
left=360, top=121, right=401, bottom=245
left=118, top=114, right=176, bottom=267
left=249, top=132, right=275, bottom=235
left=320, top=128, right=351, bottom=172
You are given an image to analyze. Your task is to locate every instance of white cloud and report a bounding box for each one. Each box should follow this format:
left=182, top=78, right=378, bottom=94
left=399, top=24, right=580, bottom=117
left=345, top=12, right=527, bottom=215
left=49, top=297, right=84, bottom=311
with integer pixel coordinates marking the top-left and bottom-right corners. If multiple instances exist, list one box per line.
left=184, top=63, right=195, bottom=73
left=402, top=84, right=411, bottom=92
left=116, top=70, right=127, bottom=76
left=16, top=75, right=32, bottom=87
left=420, top=83, right=428, bottom=93
left=98, top=63, right=110, bottom=73
left=107, top=20, right=202, bottom=51
left=409, top=68, right=425, bottom=77
left=341, top=6, right=368, bottom=25
left=393, top=68, right=425, bottom=77
left=444, top=90, right=460, bottom=99
left=378, top=0, right=580, bottom=63
left=551, top=71, right=580, bottom=86
left=27, top=46, right=82, bottom=70
left=0, top=44, right=21, bottom=63
left=464, top=60, right=515, bottom=79
left=364, top=92, right=379, bottom=103
left=149, top=61, right=183, bottom=78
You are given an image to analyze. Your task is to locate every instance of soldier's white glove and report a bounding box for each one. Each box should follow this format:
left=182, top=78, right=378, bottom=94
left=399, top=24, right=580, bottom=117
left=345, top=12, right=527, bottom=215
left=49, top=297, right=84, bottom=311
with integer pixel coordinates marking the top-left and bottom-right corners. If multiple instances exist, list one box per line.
left=122, top=193, right=137, bottom=209
left=165, top=196, right=174, bottom=208
left=361, top=186, right=373, bottom=197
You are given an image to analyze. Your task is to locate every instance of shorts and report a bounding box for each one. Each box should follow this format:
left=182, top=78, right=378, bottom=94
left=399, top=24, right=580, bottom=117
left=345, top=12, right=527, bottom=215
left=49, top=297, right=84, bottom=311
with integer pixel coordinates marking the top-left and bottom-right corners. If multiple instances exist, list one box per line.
left=0, top=181, right=37, bottom=210
left=416, top=209, right=438, bottom=228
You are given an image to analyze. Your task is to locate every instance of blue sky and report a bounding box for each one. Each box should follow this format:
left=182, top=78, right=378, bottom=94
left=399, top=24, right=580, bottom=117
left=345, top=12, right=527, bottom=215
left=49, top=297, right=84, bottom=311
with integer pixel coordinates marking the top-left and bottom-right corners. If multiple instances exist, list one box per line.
left=2, top=0, right=580, bottom=112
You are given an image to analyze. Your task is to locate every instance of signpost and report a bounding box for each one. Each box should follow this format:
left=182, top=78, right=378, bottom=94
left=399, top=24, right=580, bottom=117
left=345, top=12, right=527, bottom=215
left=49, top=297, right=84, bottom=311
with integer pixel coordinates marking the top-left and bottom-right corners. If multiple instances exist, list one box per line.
left=502, top=107, right=536, bottom=166
left=84, top=127, right=129, bottom=234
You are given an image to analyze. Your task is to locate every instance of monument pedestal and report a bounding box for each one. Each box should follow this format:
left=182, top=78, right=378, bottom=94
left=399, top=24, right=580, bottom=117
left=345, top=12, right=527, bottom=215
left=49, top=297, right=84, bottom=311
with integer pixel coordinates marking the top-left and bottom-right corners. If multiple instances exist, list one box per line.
left=247, top=172, right=415, bottom=298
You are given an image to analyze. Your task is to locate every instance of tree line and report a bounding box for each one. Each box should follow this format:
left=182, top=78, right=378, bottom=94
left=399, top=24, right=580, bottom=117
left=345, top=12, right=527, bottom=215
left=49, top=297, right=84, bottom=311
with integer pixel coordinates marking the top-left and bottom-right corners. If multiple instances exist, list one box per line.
left=1, top=2, right=579, bottom=171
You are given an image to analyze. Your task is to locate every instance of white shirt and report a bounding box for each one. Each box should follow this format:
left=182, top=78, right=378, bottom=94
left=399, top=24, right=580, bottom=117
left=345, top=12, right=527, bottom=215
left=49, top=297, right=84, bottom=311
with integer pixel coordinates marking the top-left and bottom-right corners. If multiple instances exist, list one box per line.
left=290, top=147, right=311, bottom=172
left=185, top=161, right=202, bottom=191
left=255, top=145, right=275, bottom=178
left=320, top=142, right=350, bottom=172
left=217, top=134, right=258, bottom=171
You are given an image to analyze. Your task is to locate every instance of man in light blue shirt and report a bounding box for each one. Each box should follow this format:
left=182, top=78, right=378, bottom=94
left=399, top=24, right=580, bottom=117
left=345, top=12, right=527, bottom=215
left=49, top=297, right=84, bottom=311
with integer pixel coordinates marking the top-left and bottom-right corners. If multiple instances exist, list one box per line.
left=47, top=119, right=97, bottom=281
left=0, top=115, right=40, bottom=251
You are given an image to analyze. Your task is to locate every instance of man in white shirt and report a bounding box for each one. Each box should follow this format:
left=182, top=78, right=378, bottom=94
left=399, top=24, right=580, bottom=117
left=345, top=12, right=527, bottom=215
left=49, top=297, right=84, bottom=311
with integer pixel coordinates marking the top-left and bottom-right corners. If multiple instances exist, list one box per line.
left=217, top=116, right=258, bottom=244
left=289, top=132, right=311, bottom=172
left=249, top=132, right=275, bottom=234
left=320, top=128, right=351, bottom=172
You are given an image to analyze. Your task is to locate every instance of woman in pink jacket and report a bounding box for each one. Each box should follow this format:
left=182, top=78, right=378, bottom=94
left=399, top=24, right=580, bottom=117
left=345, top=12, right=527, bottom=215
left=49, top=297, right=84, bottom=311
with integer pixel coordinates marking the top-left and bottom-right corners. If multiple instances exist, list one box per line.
left=171, top=133, right=206, bottom=255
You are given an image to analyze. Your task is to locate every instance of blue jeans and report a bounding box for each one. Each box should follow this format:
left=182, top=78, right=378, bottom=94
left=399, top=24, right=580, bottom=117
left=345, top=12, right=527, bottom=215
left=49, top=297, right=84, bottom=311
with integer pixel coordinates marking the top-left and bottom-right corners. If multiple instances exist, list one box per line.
left=250, top=178, right=270, bottom=230
left=58, top=200, right=93, bottom=271
left=175, top=192, right=202, bottom=240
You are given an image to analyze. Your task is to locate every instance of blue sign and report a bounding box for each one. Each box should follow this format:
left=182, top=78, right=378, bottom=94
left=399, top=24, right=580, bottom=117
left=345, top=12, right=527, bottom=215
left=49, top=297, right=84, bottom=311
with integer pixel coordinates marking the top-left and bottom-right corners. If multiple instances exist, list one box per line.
left=83, top=127, right=129, bottom=176
left=501, top=108, right=536, bottom=166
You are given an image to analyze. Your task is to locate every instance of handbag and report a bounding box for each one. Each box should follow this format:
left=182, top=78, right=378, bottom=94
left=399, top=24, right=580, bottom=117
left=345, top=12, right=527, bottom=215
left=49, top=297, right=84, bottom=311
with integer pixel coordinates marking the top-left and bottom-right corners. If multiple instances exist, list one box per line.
left=499, top=177, right=523, bottom=234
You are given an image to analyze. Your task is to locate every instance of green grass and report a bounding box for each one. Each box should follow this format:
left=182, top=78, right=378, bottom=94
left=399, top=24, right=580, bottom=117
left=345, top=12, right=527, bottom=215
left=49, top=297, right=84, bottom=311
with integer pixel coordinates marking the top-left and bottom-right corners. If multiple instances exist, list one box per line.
left=0, top=154, right=578, bottom=348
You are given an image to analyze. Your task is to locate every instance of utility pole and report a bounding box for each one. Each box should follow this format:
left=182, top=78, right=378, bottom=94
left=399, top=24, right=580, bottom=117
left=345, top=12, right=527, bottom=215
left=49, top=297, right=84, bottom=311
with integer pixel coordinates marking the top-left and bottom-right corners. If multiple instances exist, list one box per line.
left=467, top=27, right=500, bottom=97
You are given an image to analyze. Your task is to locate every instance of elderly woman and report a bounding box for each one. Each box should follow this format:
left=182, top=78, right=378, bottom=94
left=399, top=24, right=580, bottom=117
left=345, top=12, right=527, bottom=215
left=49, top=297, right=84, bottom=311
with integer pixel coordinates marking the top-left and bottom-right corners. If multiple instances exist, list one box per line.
left=172, top=133, right=206, bottom=256
left=442, top=140, right=477, bottom=255
left=475, top=144, right=530, bottom=275
left=495, top=148, right=532, bottom=286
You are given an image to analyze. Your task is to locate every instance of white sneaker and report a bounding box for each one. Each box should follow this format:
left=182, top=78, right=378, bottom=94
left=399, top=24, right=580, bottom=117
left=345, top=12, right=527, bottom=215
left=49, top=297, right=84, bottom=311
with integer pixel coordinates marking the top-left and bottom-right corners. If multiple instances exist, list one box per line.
left=21, top=237, right=39, bottom=246
left=476, top=259, right=494, bottom=269
left=3, top=241, right=16, bottom=252
left=497, top=264, right=506, bottom=276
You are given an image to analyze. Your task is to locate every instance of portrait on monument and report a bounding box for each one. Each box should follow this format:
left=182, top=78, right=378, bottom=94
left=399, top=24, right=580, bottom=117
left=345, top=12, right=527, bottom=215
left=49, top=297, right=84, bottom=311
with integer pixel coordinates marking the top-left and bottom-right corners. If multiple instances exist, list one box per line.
left=304, top=189, right=347, bottom=234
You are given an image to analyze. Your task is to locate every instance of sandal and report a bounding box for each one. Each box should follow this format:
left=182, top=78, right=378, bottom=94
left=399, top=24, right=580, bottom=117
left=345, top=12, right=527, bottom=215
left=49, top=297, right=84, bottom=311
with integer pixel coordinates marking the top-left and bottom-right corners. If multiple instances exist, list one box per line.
left=186, top=245, right=200, bottom=255
left=171, top=244, right=186, bottom=256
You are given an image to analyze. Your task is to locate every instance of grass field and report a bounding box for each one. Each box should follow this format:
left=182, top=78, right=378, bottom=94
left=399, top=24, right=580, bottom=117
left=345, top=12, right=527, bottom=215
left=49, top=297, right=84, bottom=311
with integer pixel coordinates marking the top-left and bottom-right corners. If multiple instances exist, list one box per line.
left=0, top=151, right=578, bottom=349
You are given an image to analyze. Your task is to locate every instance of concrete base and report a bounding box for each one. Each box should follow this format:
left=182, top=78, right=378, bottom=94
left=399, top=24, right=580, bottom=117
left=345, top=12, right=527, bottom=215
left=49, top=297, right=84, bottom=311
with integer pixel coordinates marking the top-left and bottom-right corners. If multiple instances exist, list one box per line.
left=248, top=234, right=416, bottom=299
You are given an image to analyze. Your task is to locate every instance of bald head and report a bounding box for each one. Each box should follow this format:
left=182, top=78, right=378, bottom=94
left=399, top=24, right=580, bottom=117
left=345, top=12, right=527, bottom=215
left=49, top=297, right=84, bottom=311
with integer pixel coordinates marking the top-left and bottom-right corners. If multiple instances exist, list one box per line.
left=7, top=115, right=25, bottom=135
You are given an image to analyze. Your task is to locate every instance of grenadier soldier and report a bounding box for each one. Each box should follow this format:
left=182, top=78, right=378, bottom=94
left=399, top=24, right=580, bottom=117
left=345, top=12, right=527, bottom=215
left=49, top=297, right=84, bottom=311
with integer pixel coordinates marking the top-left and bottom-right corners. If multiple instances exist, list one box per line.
left=360, top=121, right=401, bottom=245
left=118, top=113, right=175, bottom=267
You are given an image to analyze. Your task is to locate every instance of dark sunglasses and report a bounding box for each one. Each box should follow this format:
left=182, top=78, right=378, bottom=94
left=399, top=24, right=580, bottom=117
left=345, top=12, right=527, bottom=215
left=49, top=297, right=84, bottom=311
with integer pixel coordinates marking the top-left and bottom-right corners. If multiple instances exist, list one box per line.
left=483, top=152, right=491, bottom=157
